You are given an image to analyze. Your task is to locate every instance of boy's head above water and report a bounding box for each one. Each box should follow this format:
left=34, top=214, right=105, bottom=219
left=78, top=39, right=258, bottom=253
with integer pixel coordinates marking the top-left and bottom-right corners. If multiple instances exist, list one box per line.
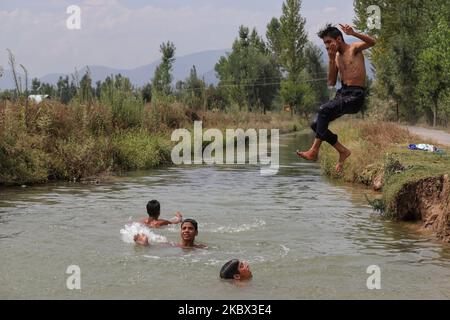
left=181, top=218, right=198, bottom=231
left=146, top=200, right=160, bottom=218
left=180, top=218, right=198, bottom=244
left=220, top=259, right=253, bottom=281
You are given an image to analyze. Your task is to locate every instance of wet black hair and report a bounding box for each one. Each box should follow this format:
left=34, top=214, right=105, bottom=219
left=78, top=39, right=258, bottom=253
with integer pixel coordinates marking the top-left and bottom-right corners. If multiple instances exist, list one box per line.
left=181, top=218, right=198, bottom=231
left=318, top=23, right=344, bottom=42
left=146, top=200, right=160, bottom=218
left=220, top=259, right=240, bottom=279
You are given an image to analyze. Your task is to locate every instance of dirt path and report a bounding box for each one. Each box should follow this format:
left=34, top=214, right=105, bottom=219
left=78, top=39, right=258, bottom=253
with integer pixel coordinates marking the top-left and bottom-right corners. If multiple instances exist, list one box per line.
left=403, top=126, right=450, bottom=147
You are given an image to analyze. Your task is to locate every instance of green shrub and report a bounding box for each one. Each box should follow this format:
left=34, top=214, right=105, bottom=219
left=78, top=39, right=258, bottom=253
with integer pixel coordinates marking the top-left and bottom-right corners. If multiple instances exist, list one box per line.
left=51, top=136, right=112, bottom=181
left=112, top=131, right=171, bottom=170
left=0, top=134, right=49, bottom=185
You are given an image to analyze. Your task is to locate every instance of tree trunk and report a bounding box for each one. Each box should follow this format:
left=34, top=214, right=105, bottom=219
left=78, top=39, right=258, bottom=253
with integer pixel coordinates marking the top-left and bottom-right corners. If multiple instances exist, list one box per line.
left=433, top=100, right=438, bottom=127
left=396, top=101, right=399, bottom=123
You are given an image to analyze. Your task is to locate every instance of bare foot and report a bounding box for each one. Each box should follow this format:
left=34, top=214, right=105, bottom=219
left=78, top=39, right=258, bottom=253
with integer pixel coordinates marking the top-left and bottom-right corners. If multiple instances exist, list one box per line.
left=335, top=149, right=351, bottom=173
left=296, top=150, right=318, bottom=161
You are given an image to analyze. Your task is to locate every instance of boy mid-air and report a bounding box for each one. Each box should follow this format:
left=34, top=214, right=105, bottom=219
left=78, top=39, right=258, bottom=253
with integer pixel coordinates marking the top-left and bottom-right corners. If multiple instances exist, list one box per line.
left=297, top=24, right=376, bottom=172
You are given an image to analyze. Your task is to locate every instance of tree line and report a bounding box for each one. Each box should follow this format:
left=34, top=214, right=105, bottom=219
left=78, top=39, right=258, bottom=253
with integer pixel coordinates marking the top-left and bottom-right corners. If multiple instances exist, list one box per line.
left=354, top=0, right=450, bottom=126
left=2, top=0, right=447, bottom=126
left=0, top=0, right=328, bottom=119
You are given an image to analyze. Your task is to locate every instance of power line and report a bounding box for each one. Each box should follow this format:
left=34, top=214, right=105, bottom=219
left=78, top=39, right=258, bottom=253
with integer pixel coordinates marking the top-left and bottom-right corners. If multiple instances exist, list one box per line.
left=176, top=77, right=328, bottom=93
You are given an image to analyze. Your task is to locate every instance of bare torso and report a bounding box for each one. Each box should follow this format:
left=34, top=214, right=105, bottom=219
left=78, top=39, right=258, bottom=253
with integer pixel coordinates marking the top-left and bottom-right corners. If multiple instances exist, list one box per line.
left=140, top=217, right=165, bottom=227
left=336, top=44, right=366, bottom=87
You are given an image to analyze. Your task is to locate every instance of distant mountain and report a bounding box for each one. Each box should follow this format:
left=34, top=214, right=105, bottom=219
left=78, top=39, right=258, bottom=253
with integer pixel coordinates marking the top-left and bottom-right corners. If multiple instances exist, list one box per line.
left=1, top=46, right=375, bottom=90
left=0, top=49, right=228, bottom=90
left=0, top=70, right=25, bottom=91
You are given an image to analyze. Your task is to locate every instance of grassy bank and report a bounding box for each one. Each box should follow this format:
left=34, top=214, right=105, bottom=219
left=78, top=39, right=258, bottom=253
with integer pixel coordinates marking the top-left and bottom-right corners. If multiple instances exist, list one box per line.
left=320, top=120, right=450, bottom=219
left=0, top=99, right=305, bottom=186
left=320, top=120, right=418, bottom=184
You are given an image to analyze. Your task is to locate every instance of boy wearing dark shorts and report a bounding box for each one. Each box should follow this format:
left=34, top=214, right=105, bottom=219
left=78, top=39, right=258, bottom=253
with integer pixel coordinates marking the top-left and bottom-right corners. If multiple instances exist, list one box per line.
left=297, top=23, right=376, bottom=172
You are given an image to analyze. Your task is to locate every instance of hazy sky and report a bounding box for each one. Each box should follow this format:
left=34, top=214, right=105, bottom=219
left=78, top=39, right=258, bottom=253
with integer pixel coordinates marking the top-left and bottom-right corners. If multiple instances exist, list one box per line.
left=0, top=0, right=355, bottom=77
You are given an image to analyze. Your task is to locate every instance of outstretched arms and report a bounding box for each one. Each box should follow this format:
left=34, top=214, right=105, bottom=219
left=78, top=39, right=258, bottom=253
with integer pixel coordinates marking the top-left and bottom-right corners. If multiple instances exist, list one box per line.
left=339, top=24, right=376, bottom=53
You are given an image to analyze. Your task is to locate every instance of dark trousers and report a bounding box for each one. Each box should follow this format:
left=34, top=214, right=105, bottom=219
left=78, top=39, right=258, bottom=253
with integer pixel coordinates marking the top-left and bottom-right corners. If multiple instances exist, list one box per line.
left=311, top=85, right=365, bottom=146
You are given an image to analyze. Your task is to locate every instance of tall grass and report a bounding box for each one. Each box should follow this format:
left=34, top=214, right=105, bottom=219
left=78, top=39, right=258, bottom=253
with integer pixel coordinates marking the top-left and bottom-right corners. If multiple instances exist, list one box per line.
left=319, top=120, right=416, bottom=182
left=0, top=97, right=305, bottom=185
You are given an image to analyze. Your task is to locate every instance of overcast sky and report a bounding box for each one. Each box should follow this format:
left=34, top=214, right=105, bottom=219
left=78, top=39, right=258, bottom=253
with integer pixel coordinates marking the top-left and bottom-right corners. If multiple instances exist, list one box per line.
left=0, top=0, right=355, bottom=77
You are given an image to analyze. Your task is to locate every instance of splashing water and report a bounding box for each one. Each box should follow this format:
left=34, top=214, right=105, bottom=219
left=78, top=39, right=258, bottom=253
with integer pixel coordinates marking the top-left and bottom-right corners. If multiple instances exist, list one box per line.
left=120, top=222, right=167, bottom=244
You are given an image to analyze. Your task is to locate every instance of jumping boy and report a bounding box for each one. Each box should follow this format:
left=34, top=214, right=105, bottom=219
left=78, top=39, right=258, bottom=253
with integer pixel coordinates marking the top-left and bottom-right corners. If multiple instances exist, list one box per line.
left=297, top=23, right=376, bottom=172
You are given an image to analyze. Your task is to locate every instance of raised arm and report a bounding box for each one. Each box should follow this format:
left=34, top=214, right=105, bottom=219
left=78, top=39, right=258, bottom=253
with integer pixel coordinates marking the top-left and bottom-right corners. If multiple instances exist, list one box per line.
left=339, top=24, right=376, bottom=53
left=170, top=212, right=183, bottom=224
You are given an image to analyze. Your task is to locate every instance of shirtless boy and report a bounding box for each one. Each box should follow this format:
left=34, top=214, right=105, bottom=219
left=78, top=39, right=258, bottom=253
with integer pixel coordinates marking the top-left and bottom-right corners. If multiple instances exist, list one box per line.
left=297, top=24, right=376, bottom=172
left=139, top=200, right=182, bottom=228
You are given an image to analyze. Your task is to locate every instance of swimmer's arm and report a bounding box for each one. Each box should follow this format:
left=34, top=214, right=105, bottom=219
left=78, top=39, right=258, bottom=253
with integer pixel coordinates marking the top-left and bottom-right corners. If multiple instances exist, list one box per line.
left=166, top=211, right=182, bottom=224
left=155, top=213, right=182, bottom=226
left=172, top=212, right=182, bottom=224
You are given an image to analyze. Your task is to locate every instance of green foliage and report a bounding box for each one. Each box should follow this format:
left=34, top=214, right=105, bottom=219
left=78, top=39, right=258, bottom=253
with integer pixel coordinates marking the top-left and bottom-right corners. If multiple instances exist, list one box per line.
left=278, top=0, right=307, bottom=76
left=56, top=76, right=77, bottom=104
left=364, top=194, right=386, bottom=214
left=176, top=65, right=206, bottom=110
left=215, top=26, right=281, bottom=113
left=304, top=42, right=328, bottom=105
left=0, top=134, right=49, bottom=185
left=100, top=74, right=144, bottom=129
left=152, top=41, right=176, bottom=98
left=280, top=72, right=316, bottom=116
left=267, top=0, right=320, bottom=115
left=416, top=4, right=450, bottom=127
left=354, top=0, right=450, bottom=126
left=52, top=136, right=112, bottom=181
left=112, top=131, right=171, bottom=170
left=79, top=70, right=94, bottom=104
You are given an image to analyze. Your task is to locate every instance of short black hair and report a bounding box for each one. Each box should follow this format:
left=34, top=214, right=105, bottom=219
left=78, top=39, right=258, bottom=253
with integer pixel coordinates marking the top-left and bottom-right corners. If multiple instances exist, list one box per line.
left=181, top=218, right=198, bottom=231
left=318, top=23, right=344, bottom=41
left=220, top=259, right=240, bottom=279
left=146, top=200, right=160, bottom=218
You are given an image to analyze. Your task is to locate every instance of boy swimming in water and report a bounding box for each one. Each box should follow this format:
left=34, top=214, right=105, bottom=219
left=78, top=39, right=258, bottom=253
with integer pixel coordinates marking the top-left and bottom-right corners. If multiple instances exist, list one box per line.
left=139, top=200, right=182, bottom=228
left=134, top=218, right=206, bottom=249
left=220, top=259, right=253, bottom=281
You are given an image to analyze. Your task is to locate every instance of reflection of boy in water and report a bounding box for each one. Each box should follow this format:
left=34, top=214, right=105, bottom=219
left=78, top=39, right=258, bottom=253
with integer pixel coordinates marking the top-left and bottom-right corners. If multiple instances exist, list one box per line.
left=139, top=200, right=182, bottom=228
left=134, top=218, right=206, bottom=249
left=220, top=259, right=253, bottom=281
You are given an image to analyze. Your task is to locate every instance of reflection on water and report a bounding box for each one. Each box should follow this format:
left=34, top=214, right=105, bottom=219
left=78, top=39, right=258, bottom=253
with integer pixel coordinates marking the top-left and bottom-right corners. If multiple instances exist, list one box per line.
left=0, top=132, right=449, bottom=299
